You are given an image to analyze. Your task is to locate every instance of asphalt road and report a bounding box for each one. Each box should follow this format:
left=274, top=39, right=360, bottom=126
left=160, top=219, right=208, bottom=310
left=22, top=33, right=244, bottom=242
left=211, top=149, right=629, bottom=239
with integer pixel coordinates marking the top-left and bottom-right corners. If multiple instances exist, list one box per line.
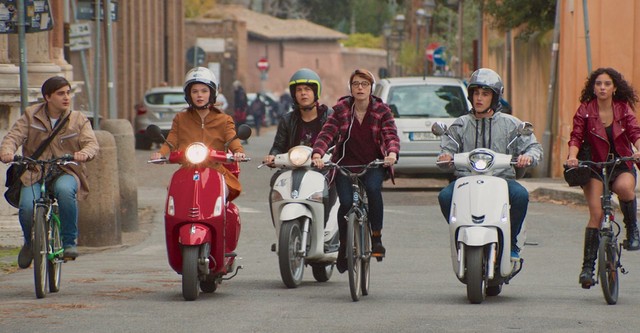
left=2, top=126, right=640, bottom=333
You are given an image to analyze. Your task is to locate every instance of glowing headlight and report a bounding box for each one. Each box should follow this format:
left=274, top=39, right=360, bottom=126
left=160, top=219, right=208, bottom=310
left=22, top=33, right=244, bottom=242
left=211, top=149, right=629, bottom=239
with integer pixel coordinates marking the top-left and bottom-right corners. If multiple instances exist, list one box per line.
left=185, top=142, right=208, bottom=164
left=289, top=146, right=311, bottom=167
left=469, top=152, right=494, bottom=171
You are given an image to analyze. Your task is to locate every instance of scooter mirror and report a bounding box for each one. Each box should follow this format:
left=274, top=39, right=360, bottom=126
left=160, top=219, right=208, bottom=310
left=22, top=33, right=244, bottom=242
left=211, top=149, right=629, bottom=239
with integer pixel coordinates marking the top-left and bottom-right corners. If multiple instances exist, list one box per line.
left=146, top=124, right=164, bottom=141
left=431, top=122, right=448, bottom=136
left=236, top=124, right=252, bottom=140
left=518, top=122, right=534, bottom=136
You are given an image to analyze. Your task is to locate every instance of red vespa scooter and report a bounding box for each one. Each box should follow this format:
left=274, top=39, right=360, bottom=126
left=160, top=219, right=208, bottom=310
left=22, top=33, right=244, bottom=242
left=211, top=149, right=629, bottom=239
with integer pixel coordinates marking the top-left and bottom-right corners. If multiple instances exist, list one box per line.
left=147, top=124, right=251, bottom=301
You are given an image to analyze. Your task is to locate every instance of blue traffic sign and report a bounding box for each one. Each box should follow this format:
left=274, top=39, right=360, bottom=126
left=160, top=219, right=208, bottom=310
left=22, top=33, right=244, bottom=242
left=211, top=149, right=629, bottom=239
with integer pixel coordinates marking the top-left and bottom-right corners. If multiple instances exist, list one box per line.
left=433, top=46, right=446, bottom=67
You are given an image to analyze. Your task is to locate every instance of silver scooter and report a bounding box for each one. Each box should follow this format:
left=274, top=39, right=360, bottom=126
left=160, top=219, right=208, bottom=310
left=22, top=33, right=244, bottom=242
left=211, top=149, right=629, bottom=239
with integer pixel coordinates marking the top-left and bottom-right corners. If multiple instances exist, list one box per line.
left=261, top=146, right=339, bottom=288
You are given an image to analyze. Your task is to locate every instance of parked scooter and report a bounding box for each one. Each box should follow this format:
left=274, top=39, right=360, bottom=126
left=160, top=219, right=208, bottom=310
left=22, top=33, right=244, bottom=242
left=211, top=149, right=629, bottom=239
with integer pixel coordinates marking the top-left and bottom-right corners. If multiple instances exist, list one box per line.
left=432, top=121, right=532, bottom=304
left=147, top=124, right=251, bottom=301
left=260, top=145, right=339, bottom=288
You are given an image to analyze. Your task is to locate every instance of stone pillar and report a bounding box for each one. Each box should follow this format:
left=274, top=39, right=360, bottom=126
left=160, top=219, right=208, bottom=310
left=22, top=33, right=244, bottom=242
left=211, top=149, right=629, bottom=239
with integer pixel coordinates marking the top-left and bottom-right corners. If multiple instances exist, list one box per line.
left=100, top=119, right=139, bottom=231
left=78, top=130, right=121, bottom=246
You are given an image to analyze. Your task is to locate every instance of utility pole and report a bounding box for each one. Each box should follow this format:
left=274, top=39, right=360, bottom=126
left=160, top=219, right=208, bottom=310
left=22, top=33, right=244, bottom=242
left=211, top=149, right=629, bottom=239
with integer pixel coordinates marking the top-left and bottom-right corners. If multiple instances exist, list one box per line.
left=18, top=0, right=28, bottom=114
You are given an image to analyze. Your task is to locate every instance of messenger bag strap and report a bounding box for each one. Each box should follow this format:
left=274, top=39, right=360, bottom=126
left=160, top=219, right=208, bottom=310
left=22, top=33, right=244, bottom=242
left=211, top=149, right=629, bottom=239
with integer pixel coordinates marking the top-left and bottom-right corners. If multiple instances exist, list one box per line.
left=30, top=112, right=71, bottom=160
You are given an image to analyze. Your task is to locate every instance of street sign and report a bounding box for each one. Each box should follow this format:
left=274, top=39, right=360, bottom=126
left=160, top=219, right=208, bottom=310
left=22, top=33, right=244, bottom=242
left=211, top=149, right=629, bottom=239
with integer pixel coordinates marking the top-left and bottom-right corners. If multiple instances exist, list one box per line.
left=76, top=0, right=119, bottom=22
left=0, top=0, right=54, bottom=34
left=425, top=42, right=440, bottom=62
left=67, top=23, right=92, bottom=52
left=433, top=46, right=447, bottom=66
left=186, top=46, right=206, bottom=67
left=256, top=58, right=269, bottom=71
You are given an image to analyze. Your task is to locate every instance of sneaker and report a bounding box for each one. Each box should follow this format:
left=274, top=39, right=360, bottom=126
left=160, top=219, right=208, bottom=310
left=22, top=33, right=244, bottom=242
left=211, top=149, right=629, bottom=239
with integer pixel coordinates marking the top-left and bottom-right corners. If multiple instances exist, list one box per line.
left=63, top=246, right=78, bottom=260
left=510, top=249, right=520, bottom=261
left=18, top=244, right=33, bottom=269
left=372, top=241, right=386, bottom=258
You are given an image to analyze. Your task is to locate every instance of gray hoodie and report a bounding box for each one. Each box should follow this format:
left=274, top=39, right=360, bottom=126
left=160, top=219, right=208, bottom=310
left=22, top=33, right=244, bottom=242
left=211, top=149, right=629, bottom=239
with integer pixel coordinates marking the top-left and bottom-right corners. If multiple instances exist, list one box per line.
left=439, top=111, right=543, bottom=178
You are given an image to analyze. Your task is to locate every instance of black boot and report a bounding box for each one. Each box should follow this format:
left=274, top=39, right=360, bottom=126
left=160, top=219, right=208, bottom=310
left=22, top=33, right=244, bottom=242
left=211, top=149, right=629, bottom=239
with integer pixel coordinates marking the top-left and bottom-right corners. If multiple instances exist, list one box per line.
left=579, top=228, right=599, bottom=289
left=371, top=232, right=386, bottom=261
left=620, top=199, right=640, bottom=251
left=336, top=217, right=347, bottom=273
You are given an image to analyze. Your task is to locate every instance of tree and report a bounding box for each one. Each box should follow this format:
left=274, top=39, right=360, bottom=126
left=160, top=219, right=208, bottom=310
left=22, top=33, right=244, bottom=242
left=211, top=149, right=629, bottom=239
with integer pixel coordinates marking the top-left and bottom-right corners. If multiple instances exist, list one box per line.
left=482, top=0, right=556, bottom=39
left=185, top=0, right=217, bottom=18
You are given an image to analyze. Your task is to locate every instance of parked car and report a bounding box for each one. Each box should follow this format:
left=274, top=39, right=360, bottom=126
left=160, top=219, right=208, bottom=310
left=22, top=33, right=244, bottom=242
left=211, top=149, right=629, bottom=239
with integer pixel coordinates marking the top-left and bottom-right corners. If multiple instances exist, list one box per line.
left=374, top=76, right=471, bottom=178
left=133, top=86, right=188, bottom=150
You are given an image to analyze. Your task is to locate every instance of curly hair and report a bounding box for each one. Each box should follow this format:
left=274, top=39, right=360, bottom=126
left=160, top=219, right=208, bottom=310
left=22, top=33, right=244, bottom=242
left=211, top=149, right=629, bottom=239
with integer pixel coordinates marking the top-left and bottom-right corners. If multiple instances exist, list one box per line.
left=579, top=67, right=639, bottom=110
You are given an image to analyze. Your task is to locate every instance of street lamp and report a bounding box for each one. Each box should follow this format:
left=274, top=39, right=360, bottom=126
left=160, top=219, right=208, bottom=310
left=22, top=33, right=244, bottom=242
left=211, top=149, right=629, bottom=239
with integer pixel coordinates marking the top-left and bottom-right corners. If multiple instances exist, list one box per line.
left=415, top=8, right=426, bottom=57
left=383, top=23, right=392, bottom=77
left=423, top=0, right=436, bottom=75
left=393, top=14, right=405, bottom=76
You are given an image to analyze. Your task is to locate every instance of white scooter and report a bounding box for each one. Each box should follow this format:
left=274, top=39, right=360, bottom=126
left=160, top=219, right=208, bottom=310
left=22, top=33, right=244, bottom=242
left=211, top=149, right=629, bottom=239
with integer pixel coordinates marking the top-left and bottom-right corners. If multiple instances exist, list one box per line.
left=433, top=121, right=532, bottom=304
left=260, top=145, right=339, bottom=288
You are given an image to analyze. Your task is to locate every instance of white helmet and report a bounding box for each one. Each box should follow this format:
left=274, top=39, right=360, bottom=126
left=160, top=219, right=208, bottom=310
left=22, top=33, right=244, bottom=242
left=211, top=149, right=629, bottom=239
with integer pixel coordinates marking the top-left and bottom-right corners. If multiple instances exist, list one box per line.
left=183, top=67, right=218, bottom=107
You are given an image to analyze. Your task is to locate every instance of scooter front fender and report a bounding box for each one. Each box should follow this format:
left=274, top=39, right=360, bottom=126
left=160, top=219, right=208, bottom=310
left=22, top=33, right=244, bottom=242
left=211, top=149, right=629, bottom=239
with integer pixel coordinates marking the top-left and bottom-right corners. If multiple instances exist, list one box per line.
left=279, top=202, right=313, bottom=221
left=179, top=223, right=212, bottom=246
left=457, top=226, right=498, bottom=246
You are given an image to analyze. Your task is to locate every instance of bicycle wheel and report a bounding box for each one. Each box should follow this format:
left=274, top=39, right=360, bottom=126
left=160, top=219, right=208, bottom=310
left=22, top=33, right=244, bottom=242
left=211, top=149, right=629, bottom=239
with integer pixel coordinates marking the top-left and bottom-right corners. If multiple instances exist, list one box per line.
left=598, top=234, right=619, bottom=305
left=361, top=219, right=371, bottom=296
left=347, top=212, right=362, bottom=301
left=33, top=206, right=48, bottom=299
left=48, top=210, right=62, bottom=293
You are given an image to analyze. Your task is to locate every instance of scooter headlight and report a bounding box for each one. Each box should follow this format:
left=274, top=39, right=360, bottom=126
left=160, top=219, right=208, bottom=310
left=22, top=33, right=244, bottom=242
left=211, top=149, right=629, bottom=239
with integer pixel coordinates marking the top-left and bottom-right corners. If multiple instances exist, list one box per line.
left=185, top=142, right=208, bottom=164
left=288, top=146, right=312, bottom=167
left=468, top=151, right=494, bottom=171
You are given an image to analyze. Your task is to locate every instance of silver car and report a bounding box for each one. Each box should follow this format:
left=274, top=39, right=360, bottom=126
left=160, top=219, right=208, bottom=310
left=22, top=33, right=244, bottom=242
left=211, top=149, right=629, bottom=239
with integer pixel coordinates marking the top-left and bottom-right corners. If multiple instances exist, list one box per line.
left=133, top=86, right=188, bottom=150
left=374, top=76, right=471, bottom=178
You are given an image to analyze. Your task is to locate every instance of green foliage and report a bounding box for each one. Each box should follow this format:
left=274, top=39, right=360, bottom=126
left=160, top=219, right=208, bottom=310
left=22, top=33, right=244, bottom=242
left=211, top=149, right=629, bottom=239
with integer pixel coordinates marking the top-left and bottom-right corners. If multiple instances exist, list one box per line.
left=342, top=33, right=384, bottom=49
left=483, top=0, right=556, bottom=39
left=185, top=0, right=217, bottom=18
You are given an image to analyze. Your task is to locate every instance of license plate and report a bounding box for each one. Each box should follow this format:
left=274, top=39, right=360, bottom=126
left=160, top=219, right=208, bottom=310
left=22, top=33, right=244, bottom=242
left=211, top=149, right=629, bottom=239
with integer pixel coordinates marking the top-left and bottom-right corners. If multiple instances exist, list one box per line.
left=409, top=132, right=437, bottom=141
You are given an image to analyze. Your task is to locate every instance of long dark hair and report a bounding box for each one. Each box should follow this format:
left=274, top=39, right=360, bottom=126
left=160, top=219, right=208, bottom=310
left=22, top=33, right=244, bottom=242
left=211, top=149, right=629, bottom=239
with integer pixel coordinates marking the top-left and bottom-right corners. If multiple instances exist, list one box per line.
left=579, top=67, right=639, bottom=110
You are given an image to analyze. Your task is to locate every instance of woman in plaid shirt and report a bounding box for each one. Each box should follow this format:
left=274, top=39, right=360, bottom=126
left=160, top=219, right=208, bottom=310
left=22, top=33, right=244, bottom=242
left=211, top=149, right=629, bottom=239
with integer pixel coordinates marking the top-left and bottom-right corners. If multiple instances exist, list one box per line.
left=312, top=68, right=400, bottom=273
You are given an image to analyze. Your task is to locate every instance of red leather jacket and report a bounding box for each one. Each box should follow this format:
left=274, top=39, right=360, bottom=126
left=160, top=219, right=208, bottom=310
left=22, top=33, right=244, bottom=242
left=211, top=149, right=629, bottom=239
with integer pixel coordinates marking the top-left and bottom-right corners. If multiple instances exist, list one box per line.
left=569, top=99, right=640, bottom=170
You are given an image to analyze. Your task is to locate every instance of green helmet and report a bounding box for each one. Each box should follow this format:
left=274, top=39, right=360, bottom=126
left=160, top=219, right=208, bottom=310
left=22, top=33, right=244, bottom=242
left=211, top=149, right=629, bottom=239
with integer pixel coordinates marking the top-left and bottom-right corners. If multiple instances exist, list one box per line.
left=288, top=68, right=321, bottom=105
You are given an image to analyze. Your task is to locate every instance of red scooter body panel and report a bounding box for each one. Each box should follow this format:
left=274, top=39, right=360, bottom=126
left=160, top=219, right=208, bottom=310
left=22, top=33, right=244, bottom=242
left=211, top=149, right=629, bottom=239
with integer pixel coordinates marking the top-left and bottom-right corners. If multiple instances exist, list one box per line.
left=165, top=166, right=228, bottom=274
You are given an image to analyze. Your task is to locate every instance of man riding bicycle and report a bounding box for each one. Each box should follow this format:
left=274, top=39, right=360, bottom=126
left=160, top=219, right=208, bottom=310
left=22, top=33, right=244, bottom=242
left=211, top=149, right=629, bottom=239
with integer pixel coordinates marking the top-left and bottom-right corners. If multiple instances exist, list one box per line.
left=1, top=76, right=99, bottom=268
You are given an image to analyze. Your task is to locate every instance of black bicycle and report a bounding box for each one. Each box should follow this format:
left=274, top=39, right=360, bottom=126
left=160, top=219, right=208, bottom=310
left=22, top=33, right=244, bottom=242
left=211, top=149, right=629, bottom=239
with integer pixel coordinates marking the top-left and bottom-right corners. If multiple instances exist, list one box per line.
left=11, top=154, right=76, bottom=299
left=328, top=160, right=384, bottom=302
left=578, top=156, right=636, bottom=304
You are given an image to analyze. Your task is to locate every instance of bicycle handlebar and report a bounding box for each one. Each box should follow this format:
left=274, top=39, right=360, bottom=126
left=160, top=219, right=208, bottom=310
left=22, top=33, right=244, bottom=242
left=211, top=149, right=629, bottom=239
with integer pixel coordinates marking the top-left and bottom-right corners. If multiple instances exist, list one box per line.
left=11, top=154, right=77, bottom=166
left=325, top=159, right=385, bottom=178
left=577, top=156, right=638, bottom=168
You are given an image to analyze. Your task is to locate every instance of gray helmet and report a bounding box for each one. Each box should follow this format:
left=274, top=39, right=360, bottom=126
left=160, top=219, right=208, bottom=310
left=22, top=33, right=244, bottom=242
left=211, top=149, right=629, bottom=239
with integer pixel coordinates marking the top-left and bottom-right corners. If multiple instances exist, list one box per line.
left=467, top=68, right=504, bottom=110
left=288, top=68, right=321, bottom=105
left=183, top=67, right=218, bottom=107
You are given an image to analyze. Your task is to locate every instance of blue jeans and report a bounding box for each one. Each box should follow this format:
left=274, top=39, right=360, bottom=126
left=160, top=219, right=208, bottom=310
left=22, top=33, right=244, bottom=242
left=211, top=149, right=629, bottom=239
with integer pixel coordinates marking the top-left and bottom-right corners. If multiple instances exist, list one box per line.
left=437, top=178, right=528, bottom=251
left=19, top=174, right=79, bottom=248
left=334, top=167, right=385, bottom=239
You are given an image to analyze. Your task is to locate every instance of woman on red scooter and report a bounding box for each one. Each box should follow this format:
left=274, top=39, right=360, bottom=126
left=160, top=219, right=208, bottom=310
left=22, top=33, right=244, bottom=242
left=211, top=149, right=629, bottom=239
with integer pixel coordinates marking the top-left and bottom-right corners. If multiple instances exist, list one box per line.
left=150, top=67, right=246, bottom=200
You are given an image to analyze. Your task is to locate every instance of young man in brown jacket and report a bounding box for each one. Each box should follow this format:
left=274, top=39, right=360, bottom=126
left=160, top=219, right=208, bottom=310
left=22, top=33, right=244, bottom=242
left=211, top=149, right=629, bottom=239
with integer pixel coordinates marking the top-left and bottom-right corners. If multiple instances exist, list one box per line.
left=1, top=76, right=99, bottom=268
